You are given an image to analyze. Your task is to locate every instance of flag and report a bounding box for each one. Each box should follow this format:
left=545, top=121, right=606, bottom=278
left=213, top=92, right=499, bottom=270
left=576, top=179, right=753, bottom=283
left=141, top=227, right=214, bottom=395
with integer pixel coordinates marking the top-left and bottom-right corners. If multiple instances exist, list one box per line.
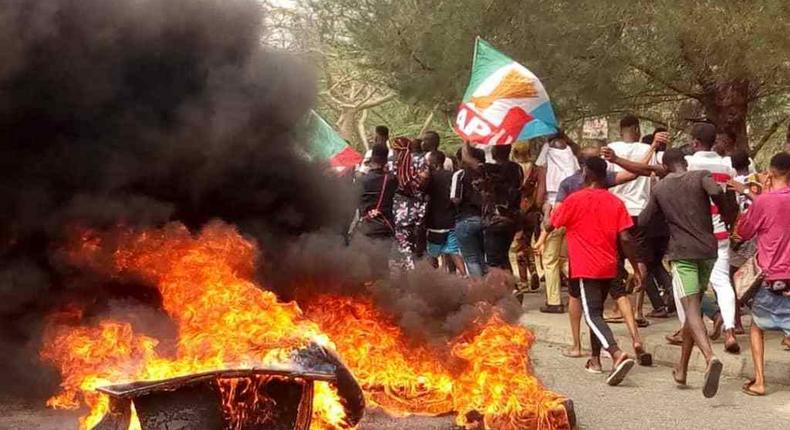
left=306, top=110, right=363, bottom=173
left=454, top=38, right=558, bottom=145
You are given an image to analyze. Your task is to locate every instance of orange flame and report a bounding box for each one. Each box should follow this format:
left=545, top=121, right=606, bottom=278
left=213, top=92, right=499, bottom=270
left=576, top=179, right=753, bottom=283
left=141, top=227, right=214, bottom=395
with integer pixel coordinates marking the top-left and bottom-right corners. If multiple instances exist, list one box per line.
left=40, top=222, right=569, bottom=430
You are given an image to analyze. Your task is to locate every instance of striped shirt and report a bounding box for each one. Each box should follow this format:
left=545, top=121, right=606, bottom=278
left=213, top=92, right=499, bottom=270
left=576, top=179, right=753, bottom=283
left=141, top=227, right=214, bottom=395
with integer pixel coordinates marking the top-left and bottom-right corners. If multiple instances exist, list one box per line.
left=685, top=151, right=736, bottom=241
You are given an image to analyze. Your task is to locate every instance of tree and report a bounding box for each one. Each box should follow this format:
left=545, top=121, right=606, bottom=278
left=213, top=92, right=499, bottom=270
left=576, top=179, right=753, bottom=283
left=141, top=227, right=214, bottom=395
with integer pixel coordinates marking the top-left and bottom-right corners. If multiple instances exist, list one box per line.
left=322, top=0, right=790, bottom=153
left=264, top=0, right=396, bottom=149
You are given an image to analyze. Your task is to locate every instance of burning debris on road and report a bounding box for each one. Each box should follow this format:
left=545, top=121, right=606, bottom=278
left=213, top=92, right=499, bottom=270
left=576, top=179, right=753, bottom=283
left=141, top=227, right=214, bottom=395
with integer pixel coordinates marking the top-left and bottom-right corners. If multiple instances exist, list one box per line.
left=0, top=1, right=573, bottom=429
left=41, top=223, right=573, bottom=430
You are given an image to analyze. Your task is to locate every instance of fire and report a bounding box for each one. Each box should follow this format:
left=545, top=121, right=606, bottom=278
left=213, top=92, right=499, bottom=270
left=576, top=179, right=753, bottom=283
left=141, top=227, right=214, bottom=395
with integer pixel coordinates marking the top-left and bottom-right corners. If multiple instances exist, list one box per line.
left=41, top=222, right=569, bottom=430
left=306, top=297, right=570, bottom=430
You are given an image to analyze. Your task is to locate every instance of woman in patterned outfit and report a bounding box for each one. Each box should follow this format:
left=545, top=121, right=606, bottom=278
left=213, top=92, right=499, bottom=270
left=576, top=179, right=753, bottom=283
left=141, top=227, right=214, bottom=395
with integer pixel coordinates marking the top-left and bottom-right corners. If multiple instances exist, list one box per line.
left=390, top=137, right=430, bottom=271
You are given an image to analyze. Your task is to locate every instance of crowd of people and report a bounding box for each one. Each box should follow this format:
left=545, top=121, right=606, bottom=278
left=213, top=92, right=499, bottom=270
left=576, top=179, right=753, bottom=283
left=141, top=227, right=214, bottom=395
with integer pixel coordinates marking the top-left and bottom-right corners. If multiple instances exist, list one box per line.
left=350, top=117, right=790, bottom=397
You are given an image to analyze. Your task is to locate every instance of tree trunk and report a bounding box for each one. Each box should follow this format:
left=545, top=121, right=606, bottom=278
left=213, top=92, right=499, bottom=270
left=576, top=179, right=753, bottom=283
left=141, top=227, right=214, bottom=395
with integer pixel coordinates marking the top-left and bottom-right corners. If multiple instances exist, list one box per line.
left=700, top=80, right=750, bottom=153
left=336, top=109, right=362, bottom=147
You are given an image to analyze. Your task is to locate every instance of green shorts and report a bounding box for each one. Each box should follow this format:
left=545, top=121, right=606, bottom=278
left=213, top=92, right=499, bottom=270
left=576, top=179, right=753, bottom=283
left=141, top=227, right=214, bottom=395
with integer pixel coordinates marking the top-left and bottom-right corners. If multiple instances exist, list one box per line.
left=671, top=259, right=715, bottom=298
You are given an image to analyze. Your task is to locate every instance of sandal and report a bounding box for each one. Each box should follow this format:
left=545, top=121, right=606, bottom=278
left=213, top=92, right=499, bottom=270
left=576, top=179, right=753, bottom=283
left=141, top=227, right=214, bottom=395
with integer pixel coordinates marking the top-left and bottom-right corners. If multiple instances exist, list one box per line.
left=604, top=316, right=625, bottom=323
left=665, top=331, right=683, bottom=346
left=606, top=356, right=635, bottom=386
left=636, top=318, right=650, bottom=328
left=646, top=309, right=669, bottom=319
left=725, top=339, right=741, bottom=355
left=634, top=345, right=653, bottom=366
left=741, top=379, right=764, bottom=396
left=584, top=359, right=603, bottom=374
left=702, top=358, right=723, bottom=398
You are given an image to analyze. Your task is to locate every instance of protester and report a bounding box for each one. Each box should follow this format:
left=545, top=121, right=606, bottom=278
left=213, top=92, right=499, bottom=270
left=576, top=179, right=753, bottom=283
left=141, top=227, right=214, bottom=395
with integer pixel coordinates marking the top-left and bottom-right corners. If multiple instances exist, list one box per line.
left=605, top=115, right=655, bottom=327
left=736, top=152, right=790, bottom=395
left=359, top=125, right=394, bottom=174
left=461, top=142, right=524, bottom=272
left=354, top=143, right=398, bottom=272
left=544, top=156, right=640, bottom=385
left=603, top=122, right=741, bottom=353
left=534, top=145, right=648, bottom=359
left=451, top=146, right=486, bottom=277
left=390, top=137, right=430, bottom=271
left=510, top=141, right=542, bottom=297
left=534, top=131, right=579, bottom=313
left=425, top=150, right=466, bottom=276
left=639, top=148, right=731, bottom=397
left=422, top=130, right=455, bottom=171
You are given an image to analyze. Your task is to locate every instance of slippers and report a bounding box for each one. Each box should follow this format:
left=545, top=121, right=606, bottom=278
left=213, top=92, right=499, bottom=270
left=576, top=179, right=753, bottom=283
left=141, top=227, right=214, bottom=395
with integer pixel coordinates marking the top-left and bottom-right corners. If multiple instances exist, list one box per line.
left=584, top=359, right=603, bottom=374
left=725, top=340, right=741, bottom=355
left=741, top=379, right=764, bottom=396
left=636, top=318, right=650, bottom=328
left=665, top=332, right=683, bottom=346
left=702, top=358, right=723, bottom=398
left=634, top=346, right=653, bottom=367
left=606, top=357, right=635, bottom=386
left=562, top=350, right=585, bottom=358
left=604, top=316, right=625, bottom=323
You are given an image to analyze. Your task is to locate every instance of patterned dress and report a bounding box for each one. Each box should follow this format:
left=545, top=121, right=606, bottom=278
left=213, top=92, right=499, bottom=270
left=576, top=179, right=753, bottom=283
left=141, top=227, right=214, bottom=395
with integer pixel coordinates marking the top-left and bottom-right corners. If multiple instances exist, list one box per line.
left=390, top=152, right=428, bottom=272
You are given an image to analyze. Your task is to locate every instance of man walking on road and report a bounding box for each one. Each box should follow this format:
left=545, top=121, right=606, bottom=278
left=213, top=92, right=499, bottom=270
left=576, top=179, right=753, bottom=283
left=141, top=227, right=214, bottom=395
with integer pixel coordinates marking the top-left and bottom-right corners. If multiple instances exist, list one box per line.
left=534, top=132, right=579, bottom=313
left=638, top=149, right=726, bottom=398
left=603, top=122, right=740, bottom=353
left=544, top=156, right=640, bottom=386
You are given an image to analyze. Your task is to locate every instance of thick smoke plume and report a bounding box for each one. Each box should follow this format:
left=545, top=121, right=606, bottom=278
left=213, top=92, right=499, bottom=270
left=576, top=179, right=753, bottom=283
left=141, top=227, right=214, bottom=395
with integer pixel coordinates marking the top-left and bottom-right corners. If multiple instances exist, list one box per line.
left=0, top=0, right=520, bottom=396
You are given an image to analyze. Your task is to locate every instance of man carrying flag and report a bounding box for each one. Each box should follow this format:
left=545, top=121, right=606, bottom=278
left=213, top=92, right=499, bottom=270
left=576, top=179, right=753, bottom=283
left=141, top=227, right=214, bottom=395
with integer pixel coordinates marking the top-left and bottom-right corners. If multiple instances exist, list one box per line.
left=454, top=38, right=560, bottom=276
left=454, top=38, right=558, bottom=145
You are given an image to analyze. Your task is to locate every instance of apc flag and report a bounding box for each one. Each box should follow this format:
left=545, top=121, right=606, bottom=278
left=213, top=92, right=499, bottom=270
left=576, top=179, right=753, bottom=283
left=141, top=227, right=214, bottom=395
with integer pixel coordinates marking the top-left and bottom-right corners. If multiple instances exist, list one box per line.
left=306, top=110, right=363, bottom=172
left=454, top=38, right=558, bottom=145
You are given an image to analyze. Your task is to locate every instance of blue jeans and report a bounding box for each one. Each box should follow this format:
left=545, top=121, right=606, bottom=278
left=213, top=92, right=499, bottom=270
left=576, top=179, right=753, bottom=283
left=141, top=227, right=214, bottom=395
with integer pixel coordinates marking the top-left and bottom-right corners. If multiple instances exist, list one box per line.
left=455, top=216, right=485, bottom=277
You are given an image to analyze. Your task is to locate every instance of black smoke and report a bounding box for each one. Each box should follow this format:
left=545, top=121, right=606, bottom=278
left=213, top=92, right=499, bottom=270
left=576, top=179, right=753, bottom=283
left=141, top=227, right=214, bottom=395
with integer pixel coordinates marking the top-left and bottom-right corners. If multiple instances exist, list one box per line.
left=0, top=0, right=353, bottom=394
left=0, top=0, right=520, bottom=397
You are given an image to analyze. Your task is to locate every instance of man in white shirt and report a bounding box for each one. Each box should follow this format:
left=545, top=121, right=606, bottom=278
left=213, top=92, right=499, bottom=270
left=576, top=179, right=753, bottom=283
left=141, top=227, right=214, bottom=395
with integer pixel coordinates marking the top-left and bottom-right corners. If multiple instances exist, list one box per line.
left=535, top=132, right=579, bottom=313
left=602, top=122, right=741, bottom=354
left=684, top=123, right=741, bottom=353
left=604, top=115, right=656, bottom=363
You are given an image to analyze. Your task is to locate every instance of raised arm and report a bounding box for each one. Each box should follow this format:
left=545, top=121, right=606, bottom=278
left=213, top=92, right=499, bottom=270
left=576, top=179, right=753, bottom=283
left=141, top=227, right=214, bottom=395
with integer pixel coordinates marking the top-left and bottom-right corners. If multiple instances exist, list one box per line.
left=601, top=146, right=668, bottom=178
left=461, top=141, right=483, bottom=171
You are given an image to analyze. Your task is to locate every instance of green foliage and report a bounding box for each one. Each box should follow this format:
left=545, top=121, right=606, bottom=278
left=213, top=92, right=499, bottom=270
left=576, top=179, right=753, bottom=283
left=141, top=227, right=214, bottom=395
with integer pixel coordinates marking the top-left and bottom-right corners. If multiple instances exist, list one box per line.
left=313, top=0, right=790, bottom=155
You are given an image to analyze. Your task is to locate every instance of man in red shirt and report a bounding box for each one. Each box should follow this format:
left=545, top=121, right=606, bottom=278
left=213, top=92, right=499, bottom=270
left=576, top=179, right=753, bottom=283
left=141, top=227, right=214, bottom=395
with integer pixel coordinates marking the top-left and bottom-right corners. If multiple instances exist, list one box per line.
left=545, top=157, right=642, bottom=385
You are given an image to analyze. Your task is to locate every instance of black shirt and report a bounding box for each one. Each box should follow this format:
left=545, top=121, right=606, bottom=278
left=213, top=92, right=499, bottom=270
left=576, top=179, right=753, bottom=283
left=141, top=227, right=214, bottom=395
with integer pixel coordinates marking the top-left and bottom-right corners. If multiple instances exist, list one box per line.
left=479, top=161, right=523, bottom=223
left=357, top=169, right=397, bottom=237
left=426, top=169, right=456, bottom=230
left=450, top=169, right=482, bottom=221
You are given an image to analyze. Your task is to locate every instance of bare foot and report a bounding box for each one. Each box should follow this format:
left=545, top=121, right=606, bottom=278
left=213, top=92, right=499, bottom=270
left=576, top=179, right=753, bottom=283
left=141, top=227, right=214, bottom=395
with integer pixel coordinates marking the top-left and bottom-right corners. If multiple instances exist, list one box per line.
left=562, top=348, right=584, bottom=358
left=709, top=315, right=723, bottom=340
left=782, top=336, right=790, bottom=351
left=672, top=367, right=687, bottom=385
left=742, top=379, right=765, bottom=396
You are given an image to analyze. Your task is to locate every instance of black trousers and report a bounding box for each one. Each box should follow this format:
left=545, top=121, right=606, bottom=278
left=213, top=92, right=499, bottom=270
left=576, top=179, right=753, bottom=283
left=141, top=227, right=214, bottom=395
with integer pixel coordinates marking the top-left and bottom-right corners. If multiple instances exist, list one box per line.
left=579, top=278, right=619, bottom=357
left=483, top=222, right=516, bottom=271
left=644, top=235, right=675, bottom=312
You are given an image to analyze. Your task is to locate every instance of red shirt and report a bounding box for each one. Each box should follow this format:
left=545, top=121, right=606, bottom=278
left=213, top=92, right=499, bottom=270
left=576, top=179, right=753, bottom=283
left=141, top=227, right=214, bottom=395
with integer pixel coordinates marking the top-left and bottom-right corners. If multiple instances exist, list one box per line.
left=551, top=188, right=633, bottom=279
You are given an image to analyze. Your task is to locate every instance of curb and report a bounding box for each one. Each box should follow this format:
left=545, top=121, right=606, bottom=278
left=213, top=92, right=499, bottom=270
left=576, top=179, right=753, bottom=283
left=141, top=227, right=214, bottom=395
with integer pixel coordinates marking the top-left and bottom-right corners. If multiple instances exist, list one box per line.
left=519, top=312, right=790, bottom=386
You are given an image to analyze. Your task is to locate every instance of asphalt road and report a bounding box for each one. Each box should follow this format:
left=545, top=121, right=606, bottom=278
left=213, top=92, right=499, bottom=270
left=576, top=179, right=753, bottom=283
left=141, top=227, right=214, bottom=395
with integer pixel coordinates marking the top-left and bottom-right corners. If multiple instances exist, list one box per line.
left=3, top=342, right=788, bottom=429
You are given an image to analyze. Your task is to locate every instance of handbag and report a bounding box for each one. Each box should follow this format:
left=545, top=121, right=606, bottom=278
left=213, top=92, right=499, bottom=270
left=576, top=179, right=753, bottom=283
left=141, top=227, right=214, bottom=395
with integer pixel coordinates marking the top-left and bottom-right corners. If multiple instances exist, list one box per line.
left=734, top=255, right=764, bottom=303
